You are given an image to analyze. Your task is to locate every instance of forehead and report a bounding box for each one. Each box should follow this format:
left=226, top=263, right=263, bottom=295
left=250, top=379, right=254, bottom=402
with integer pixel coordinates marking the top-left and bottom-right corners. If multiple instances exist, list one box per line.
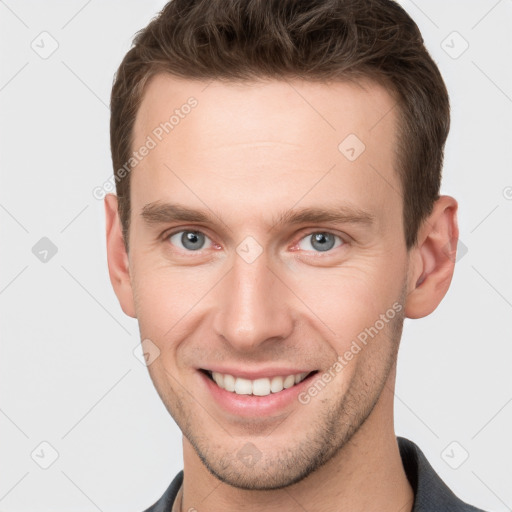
left=134, top=74, right=398, bottom=150
left=130, top=74, right=401, bottom=228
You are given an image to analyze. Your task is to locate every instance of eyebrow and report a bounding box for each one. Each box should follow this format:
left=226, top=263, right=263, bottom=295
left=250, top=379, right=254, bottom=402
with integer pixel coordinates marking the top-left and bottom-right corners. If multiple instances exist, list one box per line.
left=140, top=201, right=375, bottom=229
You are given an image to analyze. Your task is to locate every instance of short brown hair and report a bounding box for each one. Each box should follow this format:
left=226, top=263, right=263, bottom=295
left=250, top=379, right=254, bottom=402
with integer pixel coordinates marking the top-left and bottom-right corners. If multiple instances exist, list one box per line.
left=110, top=0, right=450, bottom=251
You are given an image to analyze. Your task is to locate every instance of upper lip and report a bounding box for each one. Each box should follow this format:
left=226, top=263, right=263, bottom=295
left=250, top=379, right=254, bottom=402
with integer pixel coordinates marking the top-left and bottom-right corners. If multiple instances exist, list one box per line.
left=200, top=366, right=317, bottom=380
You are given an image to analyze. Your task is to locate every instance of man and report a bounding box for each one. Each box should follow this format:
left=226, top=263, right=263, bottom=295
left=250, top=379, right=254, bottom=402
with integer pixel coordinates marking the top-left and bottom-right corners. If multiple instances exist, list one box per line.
left=105, top=1, right=487, bottom=511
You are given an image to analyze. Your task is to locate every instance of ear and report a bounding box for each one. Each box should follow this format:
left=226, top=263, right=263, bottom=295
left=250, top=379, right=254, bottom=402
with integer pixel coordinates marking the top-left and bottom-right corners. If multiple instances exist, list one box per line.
left=104, top=194, right=136, bottom=318
left=405, top=195, right=459, bottom=319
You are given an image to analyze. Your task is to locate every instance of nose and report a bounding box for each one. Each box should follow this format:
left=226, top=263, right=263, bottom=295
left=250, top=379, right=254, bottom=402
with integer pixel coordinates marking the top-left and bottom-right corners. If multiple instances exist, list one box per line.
left=212, top=251, right=295, bottom=353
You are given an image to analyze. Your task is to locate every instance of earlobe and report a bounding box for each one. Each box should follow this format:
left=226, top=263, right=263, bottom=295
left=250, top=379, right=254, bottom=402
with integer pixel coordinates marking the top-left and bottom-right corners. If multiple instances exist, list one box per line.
left=405, top=196, right=459, bottom=319
left=104, top=194, right=137, bottom=318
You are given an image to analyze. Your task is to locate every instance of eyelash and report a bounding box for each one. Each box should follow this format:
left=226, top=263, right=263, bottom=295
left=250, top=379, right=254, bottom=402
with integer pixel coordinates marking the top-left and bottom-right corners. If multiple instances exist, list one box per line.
left=161, top=228, right=346, bottom=254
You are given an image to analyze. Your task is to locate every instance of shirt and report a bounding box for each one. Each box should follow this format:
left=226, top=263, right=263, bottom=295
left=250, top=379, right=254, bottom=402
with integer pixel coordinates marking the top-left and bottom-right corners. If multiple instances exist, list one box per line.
left=143, top=436, right=487, bottom=512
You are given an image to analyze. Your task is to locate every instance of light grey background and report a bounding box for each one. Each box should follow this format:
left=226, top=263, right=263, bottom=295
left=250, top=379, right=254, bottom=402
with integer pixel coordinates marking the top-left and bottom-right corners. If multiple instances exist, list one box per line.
left=0, top=0, right=511, bottom=510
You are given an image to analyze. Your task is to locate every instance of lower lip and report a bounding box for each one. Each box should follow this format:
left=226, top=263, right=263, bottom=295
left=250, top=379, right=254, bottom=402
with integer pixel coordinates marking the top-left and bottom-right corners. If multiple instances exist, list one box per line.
left=198, top=370, right=318, bottom=417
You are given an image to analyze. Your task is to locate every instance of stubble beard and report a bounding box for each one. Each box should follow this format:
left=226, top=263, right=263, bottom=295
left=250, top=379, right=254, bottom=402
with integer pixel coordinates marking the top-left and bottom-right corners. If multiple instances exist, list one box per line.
left=152, top=287, right=407, bottom=491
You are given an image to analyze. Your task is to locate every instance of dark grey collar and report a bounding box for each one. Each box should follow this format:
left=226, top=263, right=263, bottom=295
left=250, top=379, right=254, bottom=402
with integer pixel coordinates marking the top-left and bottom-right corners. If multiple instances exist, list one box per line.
left=397, top=436, right=486, bottom=511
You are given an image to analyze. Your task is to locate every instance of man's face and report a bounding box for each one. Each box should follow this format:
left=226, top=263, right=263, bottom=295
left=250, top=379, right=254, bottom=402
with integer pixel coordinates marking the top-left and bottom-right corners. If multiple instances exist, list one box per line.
left=126, top=75, right=410, bottom=489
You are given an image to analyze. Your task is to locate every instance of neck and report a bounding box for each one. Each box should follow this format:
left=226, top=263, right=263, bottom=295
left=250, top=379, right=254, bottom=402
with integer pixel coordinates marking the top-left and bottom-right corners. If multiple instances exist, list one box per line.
left=180, top=368, right=413, bottom=512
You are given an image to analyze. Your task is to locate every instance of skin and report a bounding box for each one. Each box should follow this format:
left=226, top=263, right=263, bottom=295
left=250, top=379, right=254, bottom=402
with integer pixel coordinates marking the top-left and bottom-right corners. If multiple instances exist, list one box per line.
left=105, top=74, right=459, bottom=512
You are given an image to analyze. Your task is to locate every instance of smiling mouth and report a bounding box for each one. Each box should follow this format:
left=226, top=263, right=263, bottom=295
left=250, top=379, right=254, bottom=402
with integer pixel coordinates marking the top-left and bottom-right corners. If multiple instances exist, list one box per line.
left=200, top=369, right=319, bottom=396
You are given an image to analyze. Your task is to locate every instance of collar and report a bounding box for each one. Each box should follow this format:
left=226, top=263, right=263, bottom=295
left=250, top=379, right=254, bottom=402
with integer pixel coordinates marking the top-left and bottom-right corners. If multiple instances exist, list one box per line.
left=397, top=436, right=485, bottom=511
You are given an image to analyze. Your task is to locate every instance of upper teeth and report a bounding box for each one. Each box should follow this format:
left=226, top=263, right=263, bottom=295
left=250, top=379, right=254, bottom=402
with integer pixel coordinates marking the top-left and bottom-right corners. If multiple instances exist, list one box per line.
left=211, top=371, right=310, bottom=396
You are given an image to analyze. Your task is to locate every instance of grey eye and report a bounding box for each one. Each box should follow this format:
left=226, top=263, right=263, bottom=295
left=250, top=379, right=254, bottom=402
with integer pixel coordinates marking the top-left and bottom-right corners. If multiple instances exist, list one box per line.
left=169, top=230, right=211, bottom=251
left=298, top=232, right=342, bottom=252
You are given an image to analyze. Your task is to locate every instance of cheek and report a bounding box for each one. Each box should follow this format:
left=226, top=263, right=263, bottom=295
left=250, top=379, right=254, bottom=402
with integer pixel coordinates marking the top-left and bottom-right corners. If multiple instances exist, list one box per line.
left=130, top=261, right=216, bottom=341
left=287, top=261, right=404, bottom=332
left=131, top=271, right=188, bottom=382
left=131, top=267, right=176, bottom=338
